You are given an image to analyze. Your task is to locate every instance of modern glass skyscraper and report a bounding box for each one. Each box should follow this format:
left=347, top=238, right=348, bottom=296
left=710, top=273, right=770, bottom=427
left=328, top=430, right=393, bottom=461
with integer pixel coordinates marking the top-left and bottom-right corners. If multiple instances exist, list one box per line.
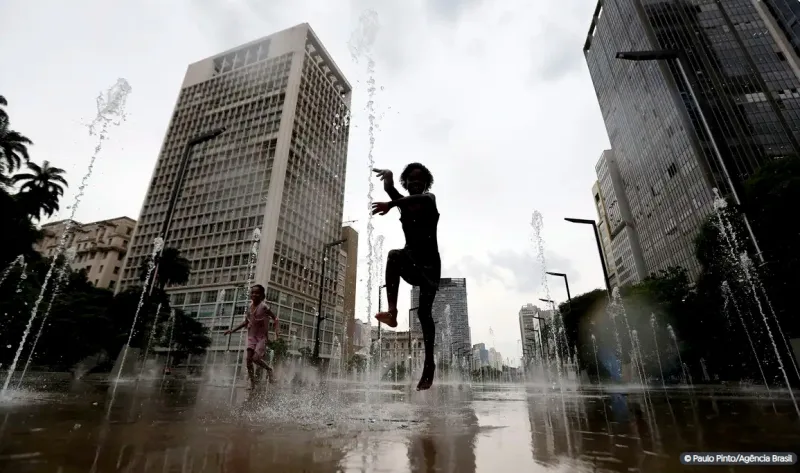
left=119, top=24, right=351, bottom=363
left=584, top=0, right=800, bottom=275
left=411, top=278, right=471, bottom=364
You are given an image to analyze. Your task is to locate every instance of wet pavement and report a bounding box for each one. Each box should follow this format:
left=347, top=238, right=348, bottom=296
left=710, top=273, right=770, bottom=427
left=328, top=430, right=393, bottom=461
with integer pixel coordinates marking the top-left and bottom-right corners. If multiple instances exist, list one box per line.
left=0, top=374, right=798, bottom=472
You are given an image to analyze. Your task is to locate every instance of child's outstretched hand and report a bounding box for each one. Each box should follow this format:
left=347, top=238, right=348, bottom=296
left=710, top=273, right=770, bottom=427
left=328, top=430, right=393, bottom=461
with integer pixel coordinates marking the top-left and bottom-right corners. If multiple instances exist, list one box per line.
left=371, top=202, right=390, bottom=215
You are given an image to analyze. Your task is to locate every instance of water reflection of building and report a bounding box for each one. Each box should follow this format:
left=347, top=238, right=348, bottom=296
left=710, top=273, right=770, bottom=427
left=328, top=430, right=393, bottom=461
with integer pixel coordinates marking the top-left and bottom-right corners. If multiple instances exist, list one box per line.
left=593, top=150, right=646, bottom=287
left=407, top=406, right=478, bottom=473
left=35, top=216, right=136, bottom=291
left=411, top=278, right=472, bottom=364
left=584, top=0, right=800, bottom=277
left=118, top=24, right=352, bottom=364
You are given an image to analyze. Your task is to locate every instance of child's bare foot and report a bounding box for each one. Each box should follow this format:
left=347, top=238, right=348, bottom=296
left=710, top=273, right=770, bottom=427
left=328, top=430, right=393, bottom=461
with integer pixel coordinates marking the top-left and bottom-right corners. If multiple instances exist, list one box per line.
left=416, top=363, right=435, bottom=391
left=376, top=310, right=398, bottom=328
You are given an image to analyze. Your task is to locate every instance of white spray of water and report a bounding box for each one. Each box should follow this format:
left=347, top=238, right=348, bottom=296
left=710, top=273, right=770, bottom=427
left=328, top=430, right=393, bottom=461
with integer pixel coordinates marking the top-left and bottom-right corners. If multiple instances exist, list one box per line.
left=349, top=9, right=380, bottom=336
left=2, top=79, right=132, bottom=395
left=161, top=309, right=177, bottom=387
left=18, top=247, right=78, bottom=387
left=530, top=210, right=572, bottom=454
left=0, top=255, right=25, bottom=288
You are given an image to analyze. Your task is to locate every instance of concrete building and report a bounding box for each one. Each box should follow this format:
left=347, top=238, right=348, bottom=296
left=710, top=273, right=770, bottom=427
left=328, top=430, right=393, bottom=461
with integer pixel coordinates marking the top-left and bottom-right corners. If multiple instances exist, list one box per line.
left=584, top=0, right=800, bottom=277
left=118, top=24, right=352, bottom=364
left=341, top=226, right=359, bottom=357
left=36, top=217, right=136, bottom=291
left=410, top=278, right=471, bottom=365
left=471, top=343, right=489, bottom=371
left=518, top=304, right=542, bottom=364
left=593, top=150, right=647, bottom=287
left=352, top=320, right=372, bottom=354
left=488, top=348, right=503, bottom=371
left=379, top=329, right=426, bottom=372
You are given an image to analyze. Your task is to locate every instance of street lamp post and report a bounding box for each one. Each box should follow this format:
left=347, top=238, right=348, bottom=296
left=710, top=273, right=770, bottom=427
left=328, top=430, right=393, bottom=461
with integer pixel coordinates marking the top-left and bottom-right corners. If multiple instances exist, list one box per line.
left=564, top=218, right=612, bottom=297
left=313, top=238, right=347, bottom=361
left=546, top=271, right=572, bottom=304
left=149, top=127, right=227, bottom=296
left=615, top=50, right=765, bottom=265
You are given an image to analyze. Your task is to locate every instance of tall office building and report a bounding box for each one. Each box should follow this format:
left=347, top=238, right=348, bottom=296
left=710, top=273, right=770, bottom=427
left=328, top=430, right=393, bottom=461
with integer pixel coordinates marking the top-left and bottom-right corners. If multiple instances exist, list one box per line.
left=518, top=304, right=541, bottom=363
left=341, top=226, right=359, bottom=356
left=584, top=0, right=800, bottom=276
left=593, top=149, right=647, bottom=287
left=410, top=278, right=472, bottom=363
left=761, top=0, right=800, bottom=61
left=119, top=24, right=352, bottom=362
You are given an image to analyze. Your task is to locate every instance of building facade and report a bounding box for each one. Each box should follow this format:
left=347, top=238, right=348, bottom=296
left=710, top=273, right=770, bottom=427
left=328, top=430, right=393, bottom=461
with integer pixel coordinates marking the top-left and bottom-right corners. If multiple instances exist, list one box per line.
left=584, top=0, right=800, bottom=276
left=410, top=278, right=471, bottom=365
left=471, top=343, right=489, bottom=370
left=594, top=149, right=647, bottom=287
left=379, top=329, right=426, bottom=372
left=36, top=217, right=136, bottom=291
left=118, top=24, right=352, bottom=363
left=518, top=304, right=542, bottom=363
left=341, top=226, right=359, bottom=357
left=591, top=181, right=618, bottom=288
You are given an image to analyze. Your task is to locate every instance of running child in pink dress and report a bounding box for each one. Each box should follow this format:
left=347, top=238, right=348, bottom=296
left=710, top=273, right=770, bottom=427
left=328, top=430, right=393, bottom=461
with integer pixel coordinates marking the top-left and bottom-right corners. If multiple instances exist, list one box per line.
left=224, top=284, right=279, bottom=389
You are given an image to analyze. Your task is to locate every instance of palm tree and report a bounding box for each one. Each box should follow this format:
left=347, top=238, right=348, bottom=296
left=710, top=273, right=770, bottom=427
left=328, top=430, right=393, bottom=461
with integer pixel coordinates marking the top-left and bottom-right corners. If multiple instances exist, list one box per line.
left=12, top=160, right=68, bottom=220
left=0, top=96, right=32, bottom=179
left=139, top=247, right=191, bottom=290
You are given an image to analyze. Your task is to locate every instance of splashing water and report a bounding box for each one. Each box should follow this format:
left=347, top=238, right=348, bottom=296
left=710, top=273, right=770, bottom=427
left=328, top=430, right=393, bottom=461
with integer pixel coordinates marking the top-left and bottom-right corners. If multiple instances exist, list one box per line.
left=666, top=325, right=689, bottom=386
left=18, top=247, right=78, bottom=387
left=349, top=9, right=381, bottom=335
left=0, top=255, right=25, bottom=288
left=161, top=310, right=177, bottom=387
left=2, top=79, right=132, bottom=395
left=530, top=210, right=572, bottom=454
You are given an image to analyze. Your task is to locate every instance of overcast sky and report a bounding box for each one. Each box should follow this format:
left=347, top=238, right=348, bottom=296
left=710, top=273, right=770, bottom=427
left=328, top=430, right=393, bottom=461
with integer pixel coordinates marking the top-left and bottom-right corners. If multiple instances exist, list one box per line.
left=0, top=0, right=610, bottom=365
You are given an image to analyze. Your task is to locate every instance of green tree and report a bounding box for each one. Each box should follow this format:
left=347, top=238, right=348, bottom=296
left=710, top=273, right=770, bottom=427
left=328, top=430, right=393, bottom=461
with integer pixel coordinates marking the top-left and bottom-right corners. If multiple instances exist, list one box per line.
left=268, top=337, right=289, bottom=363
left=164, top=308, right=210, bottom=366
left=13, top=160, right=68, bottom=220
left=139, top=247, right=191, bottom=290
left=0, top=115, right=32, bottom=180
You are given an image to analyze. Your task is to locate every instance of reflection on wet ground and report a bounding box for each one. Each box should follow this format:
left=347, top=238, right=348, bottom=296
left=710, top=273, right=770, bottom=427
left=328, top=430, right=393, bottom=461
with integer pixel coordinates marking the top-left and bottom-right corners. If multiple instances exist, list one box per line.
left=0, top=374, right=798, bottom=472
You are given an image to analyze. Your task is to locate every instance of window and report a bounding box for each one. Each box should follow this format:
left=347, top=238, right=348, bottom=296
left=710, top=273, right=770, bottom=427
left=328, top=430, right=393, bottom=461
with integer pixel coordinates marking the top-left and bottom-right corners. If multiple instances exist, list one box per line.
left=109, top=280, right=115, bottom=290
left=113, top=266, right=119, bottom=275
left=86, top=266, right=92, bottom=273
left=94, top=279, right=99, bottom=286
left=99, top=265, right=104, bottom=273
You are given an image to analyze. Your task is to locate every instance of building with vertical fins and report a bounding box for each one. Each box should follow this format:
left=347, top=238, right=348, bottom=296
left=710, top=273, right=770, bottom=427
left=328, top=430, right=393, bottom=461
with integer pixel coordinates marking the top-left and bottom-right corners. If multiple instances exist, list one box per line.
left=119, top=24, right=352, bottom=365
left=411, top=278, right=472, bottom=366
left=584, top=0, right=800, bottom=276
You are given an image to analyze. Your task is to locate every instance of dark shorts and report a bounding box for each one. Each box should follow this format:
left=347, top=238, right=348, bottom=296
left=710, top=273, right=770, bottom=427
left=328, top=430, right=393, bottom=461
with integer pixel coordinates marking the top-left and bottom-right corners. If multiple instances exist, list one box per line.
left=391, top=248, right=441, bottom=292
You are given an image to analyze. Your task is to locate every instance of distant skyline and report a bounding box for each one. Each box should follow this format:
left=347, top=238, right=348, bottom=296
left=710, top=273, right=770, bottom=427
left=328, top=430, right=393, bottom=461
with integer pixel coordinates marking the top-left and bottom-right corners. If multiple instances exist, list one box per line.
left=0, top=0, right=609, bottom=365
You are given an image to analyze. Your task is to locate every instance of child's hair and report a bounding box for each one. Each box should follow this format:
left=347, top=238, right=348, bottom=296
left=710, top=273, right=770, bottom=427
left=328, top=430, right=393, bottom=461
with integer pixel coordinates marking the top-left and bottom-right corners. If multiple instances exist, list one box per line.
left=399, top=162, right=434, bottom=192
left=252, top=284, right=266, bottom=296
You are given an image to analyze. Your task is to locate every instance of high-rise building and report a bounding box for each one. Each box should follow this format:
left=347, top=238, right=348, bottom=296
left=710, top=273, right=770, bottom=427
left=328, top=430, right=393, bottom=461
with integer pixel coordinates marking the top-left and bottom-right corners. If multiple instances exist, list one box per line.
left=760, top=0, right=800, bottom=63
left=518, top=304, right=541, bottom=363
left=341, top=226, right=359, bottom=356
left=118, top=24, right=352, bottom=363
left=584, top=0, right=800, bottom=276
left=593, top=149, right=647, bottom=287
left=471, top=342, right=489, bottom=370
left=410, top=278, right=471, bottom=364
left=36, top=217, right=136, bottom=291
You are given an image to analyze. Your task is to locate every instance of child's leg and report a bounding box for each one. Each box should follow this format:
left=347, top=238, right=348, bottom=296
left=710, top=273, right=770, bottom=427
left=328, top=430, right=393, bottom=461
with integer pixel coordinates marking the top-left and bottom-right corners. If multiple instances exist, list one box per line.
left=245, top=349, right=256, bottom=386
left=376, top=250, right=403, bottom=327
left=416, top=288, right=437, bottom=391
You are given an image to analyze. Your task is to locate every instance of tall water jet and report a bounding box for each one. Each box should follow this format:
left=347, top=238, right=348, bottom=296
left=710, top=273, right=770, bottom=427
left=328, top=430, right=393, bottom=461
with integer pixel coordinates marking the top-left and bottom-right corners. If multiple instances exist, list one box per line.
left=2, top=79, right=131, bottom=395
left=161, top=309, right=176, bottom=385
left=721, top=281, right=770, bottom=390
left=138, top=303, right=163, bottom=380
left=349, top=9, right=380, bottom=341
left=531, top=210, right=572, bottom=454
left=0, top=255, right=25, bottom=288
left=18, top=247, right=78, bottom=386
left=230, top=228, right=260, bottom=400
left=650, top=314, right=667, bottom=389
left=666, top=324, right=688, bottom=386
left=114, top=237, right=164, bottom=387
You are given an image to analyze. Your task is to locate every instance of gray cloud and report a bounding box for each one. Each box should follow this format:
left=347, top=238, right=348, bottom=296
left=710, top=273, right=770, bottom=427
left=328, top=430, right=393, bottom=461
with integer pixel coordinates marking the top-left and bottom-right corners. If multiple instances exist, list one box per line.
left=528, top=21, right=586, bottom=83
left=445, top=249, right=578, bottom=295
left=426, top=0, right=484, bottom=21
